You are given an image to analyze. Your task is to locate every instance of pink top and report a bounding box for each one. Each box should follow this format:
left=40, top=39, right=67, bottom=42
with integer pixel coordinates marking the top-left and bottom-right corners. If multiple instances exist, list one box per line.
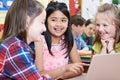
left=42, top=36, right=69, bottom=71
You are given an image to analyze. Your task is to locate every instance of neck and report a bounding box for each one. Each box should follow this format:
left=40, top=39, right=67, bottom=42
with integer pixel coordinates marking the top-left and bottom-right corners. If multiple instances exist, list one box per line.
left=27, top=37, right=32, bottom=45
left=73, top=30, right=80, bottom=35
left=52, top=36, right=61, bottom=44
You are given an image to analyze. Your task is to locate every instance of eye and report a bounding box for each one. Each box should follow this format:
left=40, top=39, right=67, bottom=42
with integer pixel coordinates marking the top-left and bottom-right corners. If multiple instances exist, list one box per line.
left=103, top=24, right=107, bottom=27
left=93, top=29, right=96, bottom=31
left=51, top=19, right=56, bottom=21
left=62, top=19, right=67, bottom=22
left=89, top=27, right=92, bottom=30
left=96, top=23, right=100, bottom=27
left=50, top=18, right=57, bottom=22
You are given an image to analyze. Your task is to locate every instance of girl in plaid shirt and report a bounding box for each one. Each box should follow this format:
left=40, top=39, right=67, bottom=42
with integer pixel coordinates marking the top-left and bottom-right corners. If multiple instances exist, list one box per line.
left=0, top=0, right=52, bottom=80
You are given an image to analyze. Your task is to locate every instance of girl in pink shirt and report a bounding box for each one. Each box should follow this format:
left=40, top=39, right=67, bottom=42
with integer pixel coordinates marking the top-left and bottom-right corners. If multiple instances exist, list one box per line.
left=35, top=1, right=88, bottom=80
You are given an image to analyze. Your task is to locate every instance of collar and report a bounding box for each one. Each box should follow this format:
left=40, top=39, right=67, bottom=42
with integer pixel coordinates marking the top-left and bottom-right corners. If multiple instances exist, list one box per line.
left=92, top=42, right=120, bottom=53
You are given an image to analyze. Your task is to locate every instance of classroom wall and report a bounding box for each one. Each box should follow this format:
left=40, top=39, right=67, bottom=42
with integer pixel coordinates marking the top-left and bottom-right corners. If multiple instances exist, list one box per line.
left=81, top=0, right=112, bottom=19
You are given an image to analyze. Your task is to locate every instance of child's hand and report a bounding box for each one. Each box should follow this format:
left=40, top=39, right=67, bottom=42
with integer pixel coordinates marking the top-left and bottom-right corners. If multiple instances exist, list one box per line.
left=34, top=35, right=44, bottom=49
left=101, top=38, right=115, bottom=53
left=42, top=74, right=54, bottom=80
left=101, top=39, right=108, bottom=49
left=107, top=38, right=115, bottom=52
left=65, top=62, right=88, bottom=75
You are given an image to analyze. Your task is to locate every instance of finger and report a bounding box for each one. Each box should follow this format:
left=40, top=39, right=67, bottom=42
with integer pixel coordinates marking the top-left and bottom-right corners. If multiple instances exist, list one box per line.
left=75, top=66, right=83, bottom=73
left=78, top=65, right=84, bottom=72
left=69, top=68, right=79, bottom=74
left=81, top=63, right=90, bottom=66
left=69, top=64, right=83, bottom=74
left=74, top=63, right=84, bottom=73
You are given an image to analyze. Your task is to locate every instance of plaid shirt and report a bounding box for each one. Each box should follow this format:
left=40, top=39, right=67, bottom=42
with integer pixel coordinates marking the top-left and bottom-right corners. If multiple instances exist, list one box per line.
left=0, top=37, right=48, bottom=80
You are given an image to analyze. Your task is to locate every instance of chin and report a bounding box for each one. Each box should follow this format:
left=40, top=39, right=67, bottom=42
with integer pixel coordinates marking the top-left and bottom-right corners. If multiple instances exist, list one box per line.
left=101, top=37, right=110, bottom=40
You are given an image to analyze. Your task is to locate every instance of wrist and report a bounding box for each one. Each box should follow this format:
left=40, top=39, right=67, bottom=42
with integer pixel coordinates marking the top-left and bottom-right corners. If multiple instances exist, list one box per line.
left=62, top=65, right=67, bottom=72
left=108, top=49, right=114, bottom=54
left=101, top=48, right=106, bottom=53
left=57, top=75, right=64, bottom=80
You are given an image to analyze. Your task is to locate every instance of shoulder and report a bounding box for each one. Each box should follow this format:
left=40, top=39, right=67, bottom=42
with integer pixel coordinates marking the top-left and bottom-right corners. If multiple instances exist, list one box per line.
left=79, top=37, right=87, bottom=44
left=81, top=32, right=85, bottom=39
left=115, top=42, right=120, bottom=53
left=1, top=37, right=29, bottom=52
left=92, top=42, right=102, bottom=53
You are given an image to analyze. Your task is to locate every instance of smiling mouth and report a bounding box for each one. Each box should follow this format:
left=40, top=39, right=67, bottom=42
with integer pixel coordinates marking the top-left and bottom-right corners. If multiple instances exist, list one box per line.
left=54, top=28, right=63, bottom=32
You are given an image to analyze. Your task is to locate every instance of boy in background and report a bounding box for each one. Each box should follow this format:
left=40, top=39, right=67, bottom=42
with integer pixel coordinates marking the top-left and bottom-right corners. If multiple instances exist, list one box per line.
left=70, top=15, right=91, bottom=56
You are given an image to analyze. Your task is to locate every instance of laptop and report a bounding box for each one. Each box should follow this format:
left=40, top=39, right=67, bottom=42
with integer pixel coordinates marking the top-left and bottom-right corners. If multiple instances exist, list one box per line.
left=86, top=53, right=120, bottom=80
left=67, top=54, right=120, bottom=80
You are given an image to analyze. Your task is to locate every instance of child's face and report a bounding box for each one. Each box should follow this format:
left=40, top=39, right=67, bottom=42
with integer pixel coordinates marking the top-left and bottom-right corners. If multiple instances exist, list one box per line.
left=47, top=10, right=68, bottom=38
left=84, top=24, right=96, bottom=37
left=72, top=24, right=84, bottom=35
left=96, top=13, right=116, bottom=40
left=27, top=10, right=46, bottom=41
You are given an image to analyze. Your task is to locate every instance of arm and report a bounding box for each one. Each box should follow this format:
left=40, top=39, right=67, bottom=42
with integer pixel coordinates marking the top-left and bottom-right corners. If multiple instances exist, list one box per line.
left=101, top=38, right=115, bottom=54
left=35, top=41, right=86, bottom=79
left=35, top=41, right=65, bottom=79
left=34, top=41, right=44, bottom=72
left=34, top=38, right=67, bottom=79
left=77, top=38, right=92, bottom=56
left=35, top=42, right=68, bottom=79
left=70, top=43, right=82, bottom=62
left=57, top=43, right=85, bottom=79
left=0, top=46, right=6, bottom=75
left=39, top=62, right=85, bottom=79
left=3, top=41, right=44, bottom=80
left=77, top=47, right=92, bottom=56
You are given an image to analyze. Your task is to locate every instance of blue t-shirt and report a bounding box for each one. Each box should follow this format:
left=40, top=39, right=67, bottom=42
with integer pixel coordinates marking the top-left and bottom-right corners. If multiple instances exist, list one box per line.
left=73, top=33, right=87, bottom=50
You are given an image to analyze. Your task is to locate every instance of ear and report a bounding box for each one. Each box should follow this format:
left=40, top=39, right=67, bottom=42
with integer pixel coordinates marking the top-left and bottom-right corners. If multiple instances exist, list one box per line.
left=26, top=16, right=30, bottom=29
left=71, top=24, right=76, bottom=30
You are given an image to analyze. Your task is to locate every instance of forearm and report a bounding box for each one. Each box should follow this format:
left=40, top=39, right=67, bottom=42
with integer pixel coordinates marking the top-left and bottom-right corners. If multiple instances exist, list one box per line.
left=34, top=41, right=44, bottom=71
left=70, top=50, right=81, bottom=63
left=57, top=71, right=81, bottom=79
left=70, top=43, right=82, bottom=63
left=101, top=47, right=115, bottom=54
left=39, top=66, right=66, bottom=79
left=78, top=50, right=92, bottom=56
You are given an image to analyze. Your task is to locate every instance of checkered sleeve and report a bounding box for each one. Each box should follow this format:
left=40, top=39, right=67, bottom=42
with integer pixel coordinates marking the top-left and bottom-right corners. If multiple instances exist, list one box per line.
left=0, top=45, right=6, bottom=72
left=0, top=39, right=45, bottom=80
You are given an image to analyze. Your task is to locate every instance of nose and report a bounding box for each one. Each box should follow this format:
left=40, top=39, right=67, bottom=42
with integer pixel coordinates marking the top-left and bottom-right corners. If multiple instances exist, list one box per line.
left=98, top=25, right=104, bottom=32
left=90, top=29, right=95, bottom=34
left=56, top=20, right=62, bottom=26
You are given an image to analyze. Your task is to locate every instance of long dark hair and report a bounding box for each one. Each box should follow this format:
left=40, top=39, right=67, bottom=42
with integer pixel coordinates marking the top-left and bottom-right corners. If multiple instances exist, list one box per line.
left=0, top=0, right=44, bottom=43
left=43, top=1, right=74, bottom=57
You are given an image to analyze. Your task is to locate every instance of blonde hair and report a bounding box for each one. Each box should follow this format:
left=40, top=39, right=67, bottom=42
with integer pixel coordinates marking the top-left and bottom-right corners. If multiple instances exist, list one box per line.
left=94, top=3, right=120, bottom=43
left=92, top=3, right=120, bottom=54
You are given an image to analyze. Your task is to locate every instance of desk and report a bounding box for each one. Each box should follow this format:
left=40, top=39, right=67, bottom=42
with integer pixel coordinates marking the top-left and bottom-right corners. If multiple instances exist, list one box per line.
left=81, top=56, right=91, bottom=73
left=81, top=57, right=91, bottom=63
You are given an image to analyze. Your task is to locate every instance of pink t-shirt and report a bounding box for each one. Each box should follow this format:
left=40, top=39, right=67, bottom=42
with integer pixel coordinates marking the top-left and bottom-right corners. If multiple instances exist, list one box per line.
left=42, top=36, right=69, bottom=71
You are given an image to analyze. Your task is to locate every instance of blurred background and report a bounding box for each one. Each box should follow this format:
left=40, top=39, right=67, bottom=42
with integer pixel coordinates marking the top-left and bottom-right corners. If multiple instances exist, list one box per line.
left=0, top=0, right=120, bottom=38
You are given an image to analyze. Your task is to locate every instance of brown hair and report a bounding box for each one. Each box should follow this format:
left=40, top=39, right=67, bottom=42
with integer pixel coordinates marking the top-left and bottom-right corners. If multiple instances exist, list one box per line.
left=70, top=14, right=86, bottom=27
left=85, top=19, right=96, bottom=27
left=93, top=3, right=120, bottom=46
left=0, top=0, right=44, bottom=43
